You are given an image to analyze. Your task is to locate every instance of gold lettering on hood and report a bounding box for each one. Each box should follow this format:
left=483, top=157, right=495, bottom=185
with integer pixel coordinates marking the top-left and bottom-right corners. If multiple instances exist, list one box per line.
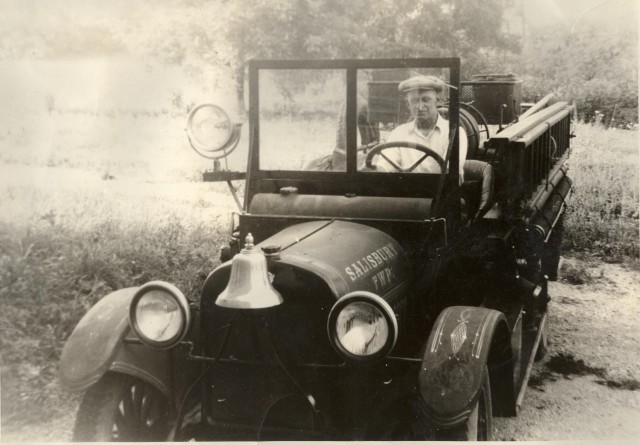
left=344, top=242, right=399, bottom=281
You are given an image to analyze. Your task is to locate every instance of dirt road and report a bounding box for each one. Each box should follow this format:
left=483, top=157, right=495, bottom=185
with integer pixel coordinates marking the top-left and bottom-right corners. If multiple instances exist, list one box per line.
left=494, top=257, right=640, bottom=440
left=2, top=256, right=639, bottom=442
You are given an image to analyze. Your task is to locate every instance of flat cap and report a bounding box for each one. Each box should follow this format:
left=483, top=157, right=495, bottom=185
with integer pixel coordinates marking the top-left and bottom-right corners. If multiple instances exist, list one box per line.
left=398, top=75, right=444, bottom=93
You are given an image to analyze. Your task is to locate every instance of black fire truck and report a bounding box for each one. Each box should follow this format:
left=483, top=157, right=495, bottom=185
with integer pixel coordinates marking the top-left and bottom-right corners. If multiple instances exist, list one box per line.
left=61, top=58, right=573, bottom=441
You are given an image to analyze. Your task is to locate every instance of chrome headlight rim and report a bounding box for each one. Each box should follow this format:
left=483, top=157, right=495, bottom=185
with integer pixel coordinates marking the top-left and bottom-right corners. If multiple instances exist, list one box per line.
left=129, top=281, right=191, bottom=349
left=327, top=291, right=398, bottom=363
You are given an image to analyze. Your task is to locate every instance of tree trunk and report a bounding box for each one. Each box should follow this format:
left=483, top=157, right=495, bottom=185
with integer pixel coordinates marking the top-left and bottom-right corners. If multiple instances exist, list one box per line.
left=235, top=63, right=247, bottom=122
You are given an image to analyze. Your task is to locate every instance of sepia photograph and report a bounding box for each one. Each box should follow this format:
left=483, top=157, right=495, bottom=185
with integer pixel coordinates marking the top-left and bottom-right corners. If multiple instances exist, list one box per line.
left=1, top=0, right=638, bottom=441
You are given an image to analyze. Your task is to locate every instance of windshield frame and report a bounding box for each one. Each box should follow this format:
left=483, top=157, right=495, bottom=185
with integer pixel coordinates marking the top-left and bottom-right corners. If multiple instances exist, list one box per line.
left=245, top=58, right=461, bottom=209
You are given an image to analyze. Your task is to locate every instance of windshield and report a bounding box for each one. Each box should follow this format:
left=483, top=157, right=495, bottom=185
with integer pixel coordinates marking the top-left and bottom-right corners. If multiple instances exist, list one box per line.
left=259, top=69, right=346, bottom=171
left=257, top=65, right=455, bottom=175
left=247, top=59, right=461, bottom=202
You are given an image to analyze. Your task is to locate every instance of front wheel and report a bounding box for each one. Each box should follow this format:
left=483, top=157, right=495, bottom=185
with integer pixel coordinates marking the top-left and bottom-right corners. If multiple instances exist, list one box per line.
left=73, top=373, right=172, bottom=442
left=436, top=364, right=493, bottom=440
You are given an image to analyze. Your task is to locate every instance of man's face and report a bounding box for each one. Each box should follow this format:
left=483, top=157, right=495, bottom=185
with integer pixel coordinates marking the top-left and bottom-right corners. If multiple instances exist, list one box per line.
left=406, top=89, right=439, bottom=129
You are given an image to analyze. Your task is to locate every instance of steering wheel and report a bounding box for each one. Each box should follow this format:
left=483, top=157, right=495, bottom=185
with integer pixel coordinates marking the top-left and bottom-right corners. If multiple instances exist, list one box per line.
left=365, top=141, right=445, bottom=173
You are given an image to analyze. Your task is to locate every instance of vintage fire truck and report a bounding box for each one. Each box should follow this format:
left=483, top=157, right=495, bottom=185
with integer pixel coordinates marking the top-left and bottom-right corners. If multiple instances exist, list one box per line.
left=60, top=58, right=573, bottom=441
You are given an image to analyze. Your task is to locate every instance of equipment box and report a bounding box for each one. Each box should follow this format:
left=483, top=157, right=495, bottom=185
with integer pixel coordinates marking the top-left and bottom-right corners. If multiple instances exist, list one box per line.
left=464, top=74, right=522, bottom=125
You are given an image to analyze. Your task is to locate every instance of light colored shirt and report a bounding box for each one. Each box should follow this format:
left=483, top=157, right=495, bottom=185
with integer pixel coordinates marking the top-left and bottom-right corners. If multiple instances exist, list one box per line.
left=379, top=116, right=467, bottom=184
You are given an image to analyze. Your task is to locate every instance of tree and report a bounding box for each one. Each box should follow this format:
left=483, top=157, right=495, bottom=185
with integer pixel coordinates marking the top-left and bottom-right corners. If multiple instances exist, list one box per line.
left=202, top=0, right=519, bottom=114
left=2, top=0, right=519, bottom=116
left=517, top=22, right=637, bottom=124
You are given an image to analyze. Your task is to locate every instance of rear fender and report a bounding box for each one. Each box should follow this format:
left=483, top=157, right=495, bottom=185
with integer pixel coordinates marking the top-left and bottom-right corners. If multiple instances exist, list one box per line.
left=59, top=288, right=171, bottom=398
left=419, top=306, right=514, bottom=427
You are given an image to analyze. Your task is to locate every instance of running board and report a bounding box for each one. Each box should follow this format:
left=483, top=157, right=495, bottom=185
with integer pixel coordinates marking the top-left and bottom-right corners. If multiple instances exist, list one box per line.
left=515, top=312, right=547, bottom=410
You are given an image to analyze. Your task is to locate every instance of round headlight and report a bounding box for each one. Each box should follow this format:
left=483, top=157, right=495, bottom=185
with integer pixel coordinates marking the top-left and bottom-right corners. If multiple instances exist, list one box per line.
left=186, top=103, right=234, bottom=158
left=130, top=281, right=191, bottom=348
left=328, top=291, right=397, bottom=362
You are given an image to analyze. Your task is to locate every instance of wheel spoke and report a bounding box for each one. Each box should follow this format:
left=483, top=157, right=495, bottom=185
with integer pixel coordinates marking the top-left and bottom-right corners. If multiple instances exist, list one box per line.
left=379, top=152, right=403, bottom=171
left=119, top=385, right=144, bottom=436
left=116, top=410, right=135, bottom=439
left=145, top=393, right=166, bottom=428
left=132, top=383, right=144, bottom=420
left=467, top=402, right=479, bottom=440
left=111, top=415, right=120, bottom=440
left=122, top=387, right=135, bottom=421
left=478, top=391, right=488, bottom=440
left=140, top=393, right=151, bottom=424
left=406, top=153, right=430, bottom=172
left=365, top=141, right=444, bottom=172
left=73, top=375, right=172, bottom=442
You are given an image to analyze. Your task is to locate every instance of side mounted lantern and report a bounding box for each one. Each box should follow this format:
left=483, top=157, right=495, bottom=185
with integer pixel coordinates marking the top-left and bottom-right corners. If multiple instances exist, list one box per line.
left=216, top=234, right=283, bottom=309
left=186, top=103, right=241, bottom=160
left=186, top=103, right=246, bottom=206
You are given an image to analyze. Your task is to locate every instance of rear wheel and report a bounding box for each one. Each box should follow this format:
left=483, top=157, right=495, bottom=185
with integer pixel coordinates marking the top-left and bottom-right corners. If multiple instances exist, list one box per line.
left=73, top=373, right=172, bottom=442
left=436, top=364, right=493, bottom=440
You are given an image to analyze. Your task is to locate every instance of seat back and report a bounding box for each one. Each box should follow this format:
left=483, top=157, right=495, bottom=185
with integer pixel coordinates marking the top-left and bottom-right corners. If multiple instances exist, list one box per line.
left=462, top=160, right=494, bottom=220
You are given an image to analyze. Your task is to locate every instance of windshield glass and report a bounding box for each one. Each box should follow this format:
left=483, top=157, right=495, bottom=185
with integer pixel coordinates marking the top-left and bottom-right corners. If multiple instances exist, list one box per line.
left=259, top=69, right=346, bottom=171
left=258, top=66, right=454, bottom=175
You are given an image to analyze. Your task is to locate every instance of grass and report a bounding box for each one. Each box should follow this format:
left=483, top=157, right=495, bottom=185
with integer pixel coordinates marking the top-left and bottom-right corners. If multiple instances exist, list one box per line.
left=260, top=117, right=337, bottom=170
left=0, top=110, right=248, bottom=181
left=562, top=124, right=639, bottom=259
left=0, top=173, right=231, bottom=430
left=0, top=111, right=637, bottom=434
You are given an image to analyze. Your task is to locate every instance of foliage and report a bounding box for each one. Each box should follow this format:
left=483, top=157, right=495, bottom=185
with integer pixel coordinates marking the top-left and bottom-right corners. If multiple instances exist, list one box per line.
left=55, top=0, right=513, bottom=112
left=133, top=0, right=636, bottom=125
left=0, top=183, right=226, bottom=429
left=562, top=124, right=639, bottom=258
left=209, top=0, right=518, bottom=109
left=517, top=23, right=638, bottom=126
left=214, top=0, right=516, bottom=62
left=4, top=1, right=635, bottom=125
left=0, top=111, right=248, bottom=180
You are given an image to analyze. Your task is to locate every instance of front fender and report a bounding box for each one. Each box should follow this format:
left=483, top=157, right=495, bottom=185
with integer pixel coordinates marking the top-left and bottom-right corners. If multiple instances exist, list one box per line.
left=419, top=306, right=511, bottom=427
left=59, top=287, right=171, bottom=397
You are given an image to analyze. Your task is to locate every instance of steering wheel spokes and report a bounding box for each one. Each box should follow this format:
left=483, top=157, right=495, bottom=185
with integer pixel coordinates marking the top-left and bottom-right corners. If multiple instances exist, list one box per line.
left=365, top=141, right=445, bottom=173
left=377, top=152, right=403, bottom=172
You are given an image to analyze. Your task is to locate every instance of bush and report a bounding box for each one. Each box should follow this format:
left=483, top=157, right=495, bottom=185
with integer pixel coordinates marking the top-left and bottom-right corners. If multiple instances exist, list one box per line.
left=519, top=24, right=637, bottom=127
left=467, top=20, right=637, bottom=128
left=562, top=124, right=639, bottom=258
left=0, top=186, right=226, bottom=429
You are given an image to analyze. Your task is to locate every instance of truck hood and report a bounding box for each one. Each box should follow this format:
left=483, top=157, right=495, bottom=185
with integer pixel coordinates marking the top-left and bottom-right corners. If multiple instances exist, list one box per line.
left=259, top=220, right=411, bottom=298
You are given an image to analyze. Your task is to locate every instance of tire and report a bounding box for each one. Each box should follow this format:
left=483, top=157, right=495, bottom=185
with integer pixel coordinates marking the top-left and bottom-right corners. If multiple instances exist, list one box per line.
left=436, top=364, right=493, bottom=441
left=437, top=106, right=481, bottom=159
left=73, top=373, right=172, bottom=442
left=460, top=108, right=481, bottom=159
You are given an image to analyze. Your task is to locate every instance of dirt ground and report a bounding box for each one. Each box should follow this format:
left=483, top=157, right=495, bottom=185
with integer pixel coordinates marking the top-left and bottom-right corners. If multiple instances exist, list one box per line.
left=493, top=257, right=640, bottom=440
left=2, top=255, right=639, bottom=442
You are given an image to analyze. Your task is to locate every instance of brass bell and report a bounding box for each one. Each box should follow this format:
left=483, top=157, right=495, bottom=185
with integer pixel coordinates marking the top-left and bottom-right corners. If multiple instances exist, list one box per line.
left=215, top=233, right=283, bottom=309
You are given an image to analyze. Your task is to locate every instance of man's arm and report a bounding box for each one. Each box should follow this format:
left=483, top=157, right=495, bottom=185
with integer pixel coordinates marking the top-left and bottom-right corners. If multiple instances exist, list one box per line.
left=458, top=126, right=468, bottom=184
left=374, top=125, right=406, bottom=172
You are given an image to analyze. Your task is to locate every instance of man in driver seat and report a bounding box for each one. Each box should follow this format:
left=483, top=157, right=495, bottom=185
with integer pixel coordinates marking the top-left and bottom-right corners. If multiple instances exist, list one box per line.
left=378, top=76, right=467, bottom=184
